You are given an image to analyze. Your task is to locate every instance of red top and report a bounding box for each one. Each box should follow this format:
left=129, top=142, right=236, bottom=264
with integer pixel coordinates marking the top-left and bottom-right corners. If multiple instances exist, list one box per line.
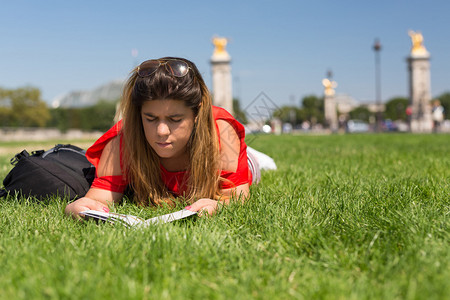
left=86, top=106, right=251, bottom=196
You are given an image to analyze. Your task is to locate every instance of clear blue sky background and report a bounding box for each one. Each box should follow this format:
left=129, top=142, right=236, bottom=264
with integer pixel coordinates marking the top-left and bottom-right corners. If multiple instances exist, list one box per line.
left=1, top=0, right=449, bottom=108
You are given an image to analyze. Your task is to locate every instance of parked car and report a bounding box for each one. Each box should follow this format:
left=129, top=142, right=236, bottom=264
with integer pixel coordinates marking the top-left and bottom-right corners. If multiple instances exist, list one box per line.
left=346, top=120, right=369, bottom=133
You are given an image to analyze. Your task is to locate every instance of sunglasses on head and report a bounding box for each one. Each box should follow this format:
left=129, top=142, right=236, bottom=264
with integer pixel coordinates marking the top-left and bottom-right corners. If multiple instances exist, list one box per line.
left=137, top=59, right=192, bottom=78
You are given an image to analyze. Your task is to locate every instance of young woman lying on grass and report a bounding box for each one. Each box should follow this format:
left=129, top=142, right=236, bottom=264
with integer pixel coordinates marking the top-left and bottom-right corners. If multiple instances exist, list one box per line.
left=65, top=57, right=265, bottom=219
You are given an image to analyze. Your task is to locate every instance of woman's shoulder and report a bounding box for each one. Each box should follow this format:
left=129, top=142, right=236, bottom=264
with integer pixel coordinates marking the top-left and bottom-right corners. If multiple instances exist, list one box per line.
left=212, top=106, right=245, bottom=136
left=86, top=121, right=122, bottom=168
left=212, top=105, right=233, bottom=120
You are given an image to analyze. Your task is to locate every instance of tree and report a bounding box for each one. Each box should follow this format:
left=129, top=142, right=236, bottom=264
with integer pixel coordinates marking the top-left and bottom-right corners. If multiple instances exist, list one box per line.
left=0, top=86, right=50, bottom=127
left=273, top=106, right=304, bottom=126
left=349, top=106, right=372, bottom=122
left=48, top=100, right=118, bottom=132
left=435, top=92, right=450, bottom=120
left=80, top=100, right=117, bottom=131
left=0, top=88, right=12, bottom=126
left=233, top=98, right=248, bottom=124
left=47, top=107, right=78, bottom=132
left=384, top=97, right=409, bottom=121
left=301, top=95, right=324, bottom=124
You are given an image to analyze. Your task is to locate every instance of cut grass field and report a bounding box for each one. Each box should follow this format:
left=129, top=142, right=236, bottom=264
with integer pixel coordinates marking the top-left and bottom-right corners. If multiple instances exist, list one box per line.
left=0, top=133, right=449, bottom=299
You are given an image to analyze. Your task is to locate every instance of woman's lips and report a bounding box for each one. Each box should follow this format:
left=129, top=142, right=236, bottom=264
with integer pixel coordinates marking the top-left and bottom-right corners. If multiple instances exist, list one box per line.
left=157, top=142, right=172, bottom=148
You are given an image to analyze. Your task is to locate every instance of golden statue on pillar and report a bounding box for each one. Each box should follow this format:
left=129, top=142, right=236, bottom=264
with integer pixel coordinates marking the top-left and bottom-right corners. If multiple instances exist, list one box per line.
left=322, top=78, right=338, bottom=96
left=408, top=30, right=428, bottom=56
left=212, top=36, right=229, bottom=57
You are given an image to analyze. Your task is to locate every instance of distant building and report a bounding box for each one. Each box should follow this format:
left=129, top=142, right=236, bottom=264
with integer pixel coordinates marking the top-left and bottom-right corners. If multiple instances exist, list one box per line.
left=335, top=94, right=385, bottom=117
left=363, top=102, right=385, bottom=114
left=51, top=80, right=124, bottom=108
left=335, top=94, right=358, bottom=115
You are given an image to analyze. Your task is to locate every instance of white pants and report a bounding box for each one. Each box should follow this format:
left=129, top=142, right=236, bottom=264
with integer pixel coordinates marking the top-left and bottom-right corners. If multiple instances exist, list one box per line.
left=247, top=146, right=277, bottom=184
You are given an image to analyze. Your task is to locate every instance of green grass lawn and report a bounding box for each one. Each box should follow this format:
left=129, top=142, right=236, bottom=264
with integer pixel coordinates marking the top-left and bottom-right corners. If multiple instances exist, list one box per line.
left=0, top=133, right=449, bottom=299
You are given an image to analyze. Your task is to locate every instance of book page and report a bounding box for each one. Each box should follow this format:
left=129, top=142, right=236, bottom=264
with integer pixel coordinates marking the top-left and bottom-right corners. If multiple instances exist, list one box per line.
left=80, top=210, right=144, bottom=226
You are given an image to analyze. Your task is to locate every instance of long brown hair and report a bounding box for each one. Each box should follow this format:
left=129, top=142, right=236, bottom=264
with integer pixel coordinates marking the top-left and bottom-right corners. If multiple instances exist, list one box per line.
left=118, top=57, right=220, bottom=206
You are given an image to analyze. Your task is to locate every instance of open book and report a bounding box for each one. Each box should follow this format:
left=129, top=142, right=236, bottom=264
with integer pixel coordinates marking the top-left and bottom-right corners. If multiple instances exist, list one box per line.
left=79, top=209, right=197, bottom=228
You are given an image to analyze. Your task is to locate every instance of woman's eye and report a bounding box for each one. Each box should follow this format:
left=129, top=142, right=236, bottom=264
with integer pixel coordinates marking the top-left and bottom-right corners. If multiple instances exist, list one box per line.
left=171, top=118, right=182, bottom=123
left=145, top=118, right=156, bottom=122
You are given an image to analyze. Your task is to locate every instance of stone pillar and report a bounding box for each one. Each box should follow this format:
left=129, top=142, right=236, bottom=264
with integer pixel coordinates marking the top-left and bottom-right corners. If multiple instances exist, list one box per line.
left=407, top=31, right=433, bottom=133
left=322, top=78, right=338, bottom=132
left=210, top=36, right=233, bottom=115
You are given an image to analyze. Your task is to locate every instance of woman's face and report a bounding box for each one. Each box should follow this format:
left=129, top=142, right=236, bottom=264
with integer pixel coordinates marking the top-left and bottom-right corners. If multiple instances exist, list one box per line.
left=141, top=99, right=195, bottom=162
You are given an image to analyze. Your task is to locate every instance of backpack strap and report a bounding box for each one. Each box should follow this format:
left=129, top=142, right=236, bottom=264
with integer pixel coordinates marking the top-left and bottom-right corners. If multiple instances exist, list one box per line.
left=10, top=150, right=30, bottom=165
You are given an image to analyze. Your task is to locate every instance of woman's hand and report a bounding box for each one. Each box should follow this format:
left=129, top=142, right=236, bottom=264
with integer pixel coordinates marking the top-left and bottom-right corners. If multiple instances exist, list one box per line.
left=65, top=197, right=110, bottom=220
left=186, top=198, right=222, bottom=217
left=64, top=188, right=122, bottom=220
left=186, top=183, right=250, bottom=217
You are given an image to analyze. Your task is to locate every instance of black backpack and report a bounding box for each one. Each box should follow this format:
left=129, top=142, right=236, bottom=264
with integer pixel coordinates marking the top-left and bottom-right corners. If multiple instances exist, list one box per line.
left=0, top=144, right=96, bottom=201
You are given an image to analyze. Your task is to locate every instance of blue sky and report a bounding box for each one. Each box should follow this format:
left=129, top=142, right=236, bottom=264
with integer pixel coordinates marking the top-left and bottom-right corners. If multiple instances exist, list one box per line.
left=1, top=0, right=449, bottom=108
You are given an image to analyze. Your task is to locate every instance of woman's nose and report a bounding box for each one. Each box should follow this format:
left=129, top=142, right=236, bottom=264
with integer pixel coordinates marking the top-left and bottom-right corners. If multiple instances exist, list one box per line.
left=156, top=122, right=170, bottom=136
